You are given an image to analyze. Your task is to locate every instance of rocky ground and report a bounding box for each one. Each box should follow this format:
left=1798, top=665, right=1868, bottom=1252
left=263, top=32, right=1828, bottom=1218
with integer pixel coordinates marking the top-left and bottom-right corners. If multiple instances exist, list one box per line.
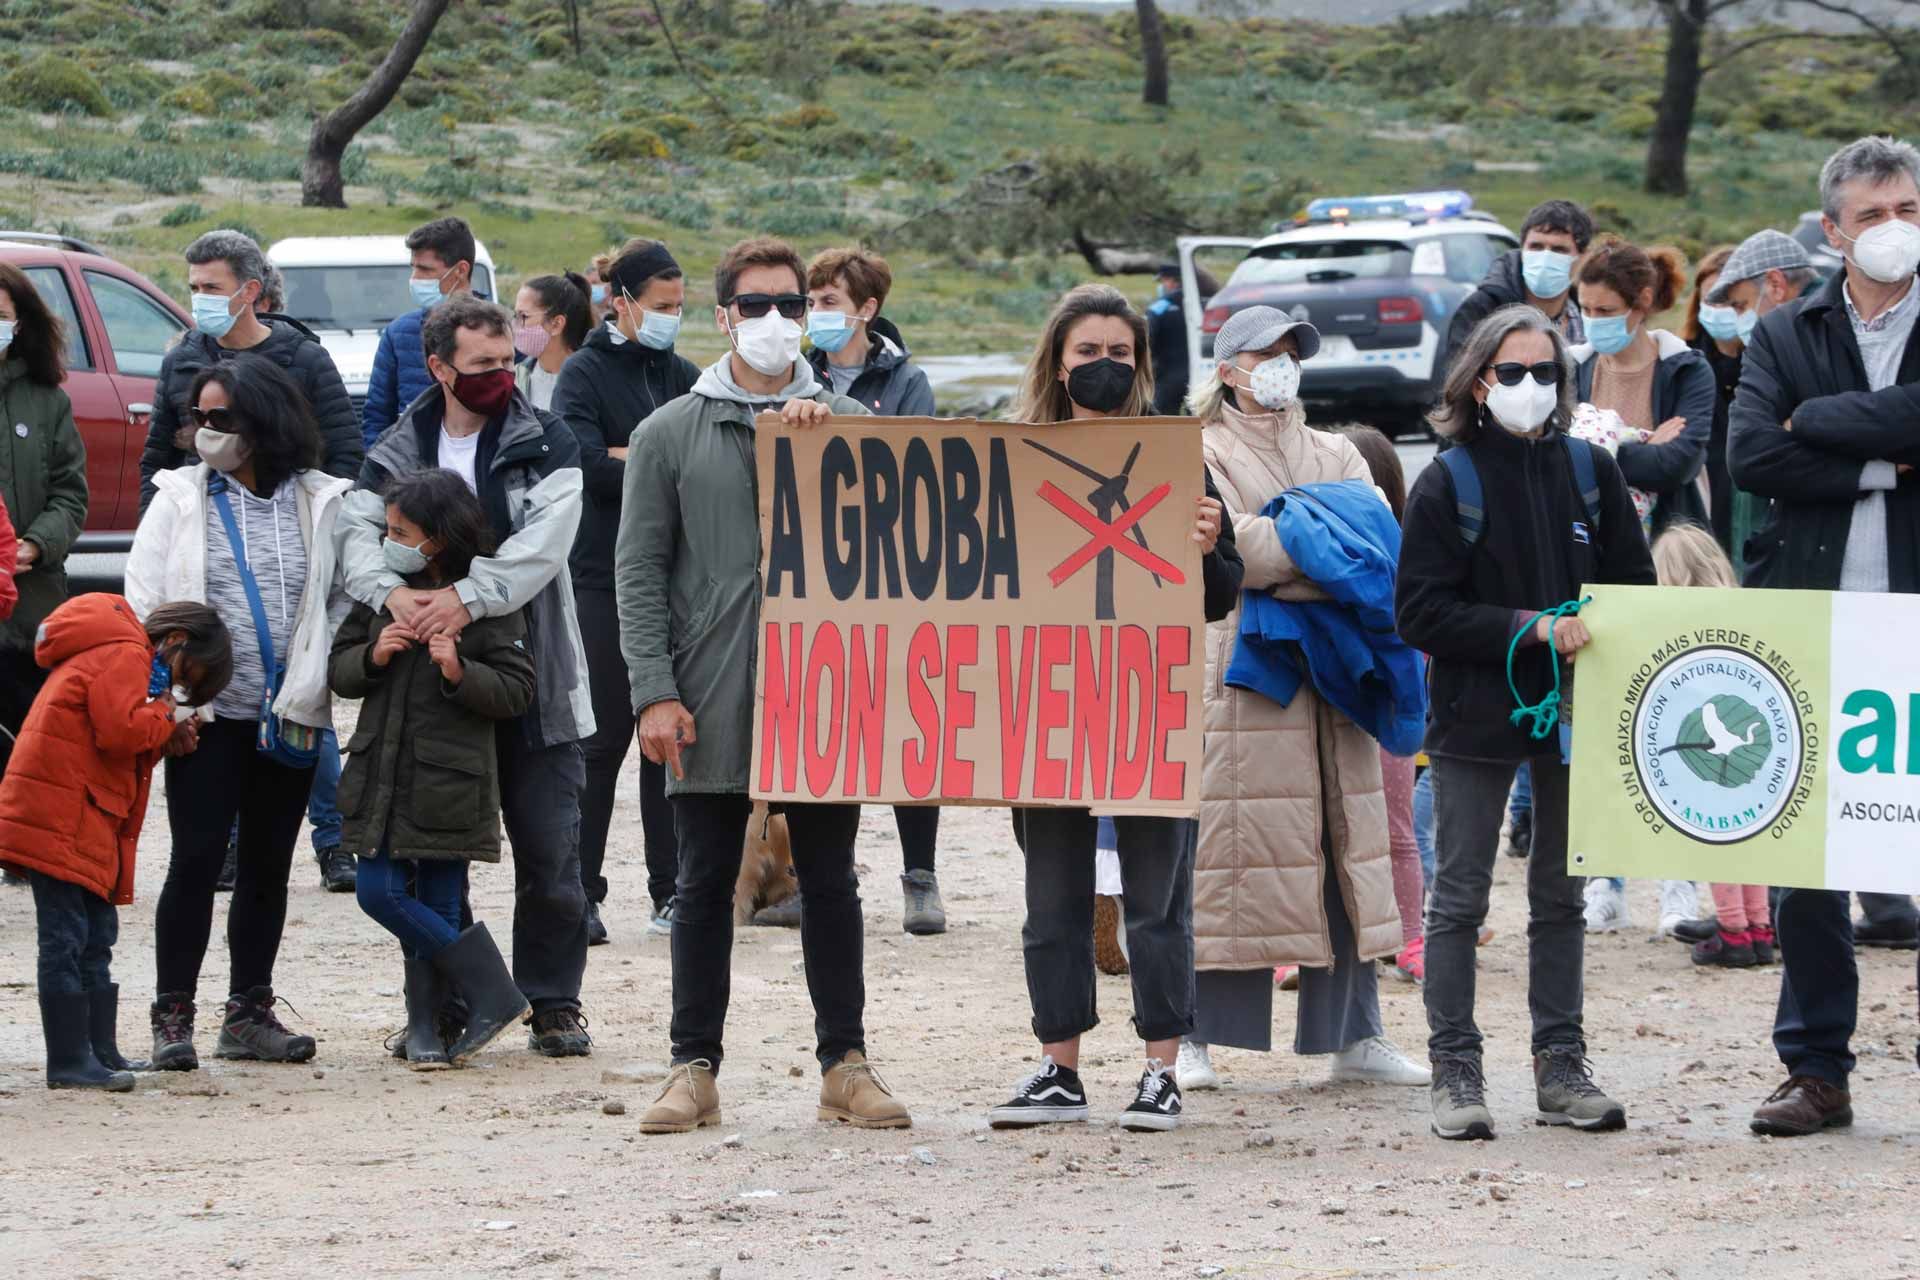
left=2, top=764, right=1917, bottom=1280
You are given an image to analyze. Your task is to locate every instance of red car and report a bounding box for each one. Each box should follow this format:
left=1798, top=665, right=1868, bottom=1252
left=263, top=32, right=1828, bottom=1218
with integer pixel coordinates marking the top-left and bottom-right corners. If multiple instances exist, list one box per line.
left=1, top=232, right=190, bottom=551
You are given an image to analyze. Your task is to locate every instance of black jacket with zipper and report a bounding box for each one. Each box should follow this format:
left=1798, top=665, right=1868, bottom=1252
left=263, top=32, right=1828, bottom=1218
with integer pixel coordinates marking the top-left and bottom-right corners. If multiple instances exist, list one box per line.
left=551, top=320, right=700, bottom=590
left=805, top=315, right=936, bottom=417
left=1395, top=420, right=1656, bottom=761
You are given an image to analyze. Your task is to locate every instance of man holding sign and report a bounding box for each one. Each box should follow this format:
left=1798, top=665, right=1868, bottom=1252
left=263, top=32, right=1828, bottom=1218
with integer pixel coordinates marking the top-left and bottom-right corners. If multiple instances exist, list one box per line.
left=614, top=238, right=912, bottom=1135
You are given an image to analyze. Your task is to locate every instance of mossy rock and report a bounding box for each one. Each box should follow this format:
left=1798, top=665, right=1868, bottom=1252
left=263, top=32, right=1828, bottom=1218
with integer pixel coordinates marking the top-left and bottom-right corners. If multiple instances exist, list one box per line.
left=585, top=125, right=670, bottom=162
left=2, top=54, right=113, bottom=117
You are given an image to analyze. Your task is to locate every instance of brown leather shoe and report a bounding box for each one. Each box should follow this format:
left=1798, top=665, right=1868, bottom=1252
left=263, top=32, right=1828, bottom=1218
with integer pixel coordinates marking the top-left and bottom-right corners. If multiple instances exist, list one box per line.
left=818, top=1050, right=911, bottom=1129
left=1750, top=1075, right=1852, bottom=1137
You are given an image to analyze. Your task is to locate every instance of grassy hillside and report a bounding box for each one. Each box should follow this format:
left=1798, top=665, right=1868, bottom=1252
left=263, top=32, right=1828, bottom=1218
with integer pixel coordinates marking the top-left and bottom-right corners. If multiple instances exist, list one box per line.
left=1, top=0, right=1910, bottom=369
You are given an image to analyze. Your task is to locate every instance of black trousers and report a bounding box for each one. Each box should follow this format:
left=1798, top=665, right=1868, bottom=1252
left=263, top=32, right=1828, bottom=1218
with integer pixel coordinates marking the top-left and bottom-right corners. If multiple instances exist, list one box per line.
left=575, top=587, right=678, bottom=909
left=894, top=805, right=938, bottom=875
left=156, top=717, right=314, bottom=998
left=498, top=727, right=589, bottom=1012
left=669, top=793, right=865, bottom=1072
left=0, top=647, right=47, bottom=783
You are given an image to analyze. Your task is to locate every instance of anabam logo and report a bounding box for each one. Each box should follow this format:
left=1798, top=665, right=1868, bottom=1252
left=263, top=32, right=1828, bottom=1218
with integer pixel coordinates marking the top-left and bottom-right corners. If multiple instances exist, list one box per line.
left=1631, top=646, right=1805, bottom=844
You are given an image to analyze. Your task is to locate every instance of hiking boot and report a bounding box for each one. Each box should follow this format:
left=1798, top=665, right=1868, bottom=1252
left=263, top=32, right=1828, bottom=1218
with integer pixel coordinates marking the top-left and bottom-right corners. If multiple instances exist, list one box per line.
left=1750, top=926, right=1777, bottom=965
left=647, top=898, right=676, bottom=937
left=528, top=1006, right=593, bottom=1058
left=1656, top=881, right=1698, bottom=939
left=1175, top=1040, right=1219, bottom=1091
left=585, top=901, right=610, bottom=947
left=214, top=838, right=237, bottom=893
left=1504, top=810, right=1532, bottom=859
left=401, top=956, right=450, bottom=1071
left=1671, top=916, right=1719, bottom=945
left=818, top=1050, right=912, bottom=1129
left=1093, top=894, right=1128, bottom=975
left=431, top=923, right=530, bottom=1065
left=753, top=894, right=803, bottom=928
left=1692, top=929, right=1757, bottom=968
left=150, top=995, right=198, bottom=1071
left=215, top=987, right=317, bottom=1063
left=989, top=1056, right=1090, bottom=1129
left=1852, top=915, right=1920, bottom=950
left=41, top=991, right=133, bottom=1092
left=1534, top=1048, right=1626, bottom=1131
left=1751, top=1075, right=1852, bottom=1136
left=901, top=870, right=947, bottom=936
left=1331, top=1035, right=1431, bottom=1086
left=1430, top=1054, right=1495, bottom=1140
left=1583, top=879, right=1631, bottom=933
left=88, top=984, right=148, bottom=1072
left=315, top=846, right=356, bottom=894
left=640, top=1059, right=721, bottom=1134
left=1119, top=1060, right=1183, bottom=1132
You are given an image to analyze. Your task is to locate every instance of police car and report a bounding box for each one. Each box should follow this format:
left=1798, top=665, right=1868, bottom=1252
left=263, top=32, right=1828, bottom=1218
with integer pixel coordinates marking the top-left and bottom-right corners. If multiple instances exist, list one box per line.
left=1178, top=191, right=1517, bottom=436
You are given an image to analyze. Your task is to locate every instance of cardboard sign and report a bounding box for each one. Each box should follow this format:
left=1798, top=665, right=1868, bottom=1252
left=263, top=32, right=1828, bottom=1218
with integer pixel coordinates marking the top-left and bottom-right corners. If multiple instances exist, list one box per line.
left=1569, top=584, right=1920, bottom=893
left=750, top=416, right=1205, bottom=814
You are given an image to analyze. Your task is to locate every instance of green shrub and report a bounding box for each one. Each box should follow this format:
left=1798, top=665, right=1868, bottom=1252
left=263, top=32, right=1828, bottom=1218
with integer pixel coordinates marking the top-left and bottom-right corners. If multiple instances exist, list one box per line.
left=585, top=125, right=669, bottom=162
left=159, top=202, right=207, bottom=227
left=773, top=103, right=839, bottom=131
left=163, top=84, right=217, bottom=116
left=2, top=55, right=113, bottom=117
left=620, top=190, right=716, bottom=232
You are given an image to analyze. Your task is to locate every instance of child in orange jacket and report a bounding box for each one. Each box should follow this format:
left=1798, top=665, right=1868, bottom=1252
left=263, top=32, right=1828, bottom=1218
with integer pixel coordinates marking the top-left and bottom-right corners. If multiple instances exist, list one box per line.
left=0, top=595, right=231, bottom=1091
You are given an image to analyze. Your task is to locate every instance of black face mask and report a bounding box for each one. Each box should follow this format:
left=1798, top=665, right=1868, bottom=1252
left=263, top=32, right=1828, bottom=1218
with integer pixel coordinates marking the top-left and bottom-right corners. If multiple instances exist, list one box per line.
left=1065, top=358, right=1135, bottom=414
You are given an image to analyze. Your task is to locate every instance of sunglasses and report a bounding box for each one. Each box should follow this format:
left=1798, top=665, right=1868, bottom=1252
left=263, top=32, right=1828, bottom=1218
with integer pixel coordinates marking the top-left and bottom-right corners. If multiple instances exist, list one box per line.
left=729, top=292, right=807, bottom=321
left=1488, top=361, right=1563, bottom=387
left=189, top=406, right=235, bottom=431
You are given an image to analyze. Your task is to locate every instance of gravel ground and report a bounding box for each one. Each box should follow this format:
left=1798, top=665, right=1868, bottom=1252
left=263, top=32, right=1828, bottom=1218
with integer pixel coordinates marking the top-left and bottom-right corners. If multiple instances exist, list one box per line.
left=1, top=756, right=1917, bottom=1279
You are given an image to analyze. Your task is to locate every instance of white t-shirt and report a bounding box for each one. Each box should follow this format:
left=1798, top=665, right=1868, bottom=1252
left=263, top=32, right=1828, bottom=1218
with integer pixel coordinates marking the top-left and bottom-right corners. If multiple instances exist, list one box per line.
left=524, top=363, right=559, bottom=412
left=438, top=426, right=481, bottom=493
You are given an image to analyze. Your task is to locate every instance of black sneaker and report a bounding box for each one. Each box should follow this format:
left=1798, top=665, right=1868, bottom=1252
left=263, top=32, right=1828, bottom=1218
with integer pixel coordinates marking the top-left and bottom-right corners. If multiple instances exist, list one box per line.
left=647, top=898, right=676, bottom=937
left=1504, top=810, right=1532, bottom=859
left=988, top=1056, right=1089, bottom=1129
left=1670, top=916, right=1719, bottom=944
left=215, top=839, right=237, bottom=893
left=586, top=901, right=610, bottom=947
left=1852, top=916, right=1920, bottom=950
left=1750, top=930, right=1777, bottom=964
left=316, top=847, right=356, bottom=894
left=528, top=1005, right=592, bottom=1057
left=1118, top=1060, right=1183, bottom=1132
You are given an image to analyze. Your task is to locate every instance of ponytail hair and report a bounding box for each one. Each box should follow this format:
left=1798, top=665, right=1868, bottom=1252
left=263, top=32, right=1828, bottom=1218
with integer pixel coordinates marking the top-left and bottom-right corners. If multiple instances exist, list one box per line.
left=522, top=271, right=592, bottom=352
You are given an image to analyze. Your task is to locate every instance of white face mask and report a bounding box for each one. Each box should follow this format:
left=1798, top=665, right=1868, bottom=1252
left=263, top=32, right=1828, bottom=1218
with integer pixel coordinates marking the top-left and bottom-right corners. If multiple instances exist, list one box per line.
left=1841, top=218, right=1920, bottom=285
left=1481, top=375, right=1558, bottom=435
left=1235, top=354, right=1300, bottom=411
left=727, top=310, right=803, bottom=377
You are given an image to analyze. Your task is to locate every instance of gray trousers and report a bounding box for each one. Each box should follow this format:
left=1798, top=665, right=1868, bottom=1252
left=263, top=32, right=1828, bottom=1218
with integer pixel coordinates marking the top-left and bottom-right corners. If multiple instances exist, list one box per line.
left=1424, top=754, right=1585, bottom=1061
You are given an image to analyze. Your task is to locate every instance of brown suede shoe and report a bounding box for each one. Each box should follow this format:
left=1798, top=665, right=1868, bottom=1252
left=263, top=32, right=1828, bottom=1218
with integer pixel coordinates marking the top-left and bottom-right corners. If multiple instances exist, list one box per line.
left=639, top=1059, right=721, bottom=1135
left=1751, top=1075, right=1852, bottom=1137
left=818, top=1050, right=912, bottom=1129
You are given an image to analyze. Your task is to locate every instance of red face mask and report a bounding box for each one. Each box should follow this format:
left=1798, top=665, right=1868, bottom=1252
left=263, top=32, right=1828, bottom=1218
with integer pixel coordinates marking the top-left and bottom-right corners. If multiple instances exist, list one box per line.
left=448, top=367, right=516, bottom=419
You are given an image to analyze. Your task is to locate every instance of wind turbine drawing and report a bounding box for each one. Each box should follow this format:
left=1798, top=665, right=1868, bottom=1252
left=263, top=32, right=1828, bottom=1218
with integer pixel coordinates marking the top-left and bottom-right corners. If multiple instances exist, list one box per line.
left=1023, top=436, right=1179, bottom=621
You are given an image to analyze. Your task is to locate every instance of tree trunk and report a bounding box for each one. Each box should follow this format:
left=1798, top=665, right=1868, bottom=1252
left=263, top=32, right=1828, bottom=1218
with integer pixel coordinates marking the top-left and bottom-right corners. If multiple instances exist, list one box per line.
left=1644, top=0, right=1707, bottom=197
left=1136, top=0, right=1170, bottom=107
left=565, top=0, right=583, bottom=56
left=301, top=0, right=455, bottom=208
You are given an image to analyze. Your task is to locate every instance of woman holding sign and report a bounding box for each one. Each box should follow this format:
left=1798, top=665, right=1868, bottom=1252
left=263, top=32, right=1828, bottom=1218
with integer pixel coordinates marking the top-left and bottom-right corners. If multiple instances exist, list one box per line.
left=1395, top=304, right=1655, bottom=1142
left=987, top=284, right=1243, bottom=1134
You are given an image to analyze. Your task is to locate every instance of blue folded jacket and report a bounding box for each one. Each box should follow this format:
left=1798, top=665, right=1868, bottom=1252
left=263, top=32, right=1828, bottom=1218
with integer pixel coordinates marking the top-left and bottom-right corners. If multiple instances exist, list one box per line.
left=1224, top=479, right=1428, bottom=756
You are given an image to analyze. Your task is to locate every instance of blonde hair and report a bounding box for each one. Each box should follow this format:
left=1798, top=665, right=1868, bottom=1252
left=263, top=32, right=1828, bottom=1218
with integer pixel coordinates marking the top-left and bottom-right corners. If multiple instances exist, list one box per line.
left=1190, top=362, right=1308, bottom=428
left=1652, top=523, right=1736, bottom=589
left=1013, top=283, right=1154, bottom=423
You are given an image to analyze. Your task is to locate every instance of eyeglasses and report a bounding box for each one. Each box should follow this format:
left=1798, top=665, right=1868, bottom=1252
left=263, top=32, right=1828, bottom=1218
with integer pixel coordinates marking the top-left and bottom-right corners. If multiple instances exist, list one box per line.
left=728, top=292, right=807, bottom=321
left=1487, top=361, right=1563, bottom=387
left=189, top=406, right=235, bottom=431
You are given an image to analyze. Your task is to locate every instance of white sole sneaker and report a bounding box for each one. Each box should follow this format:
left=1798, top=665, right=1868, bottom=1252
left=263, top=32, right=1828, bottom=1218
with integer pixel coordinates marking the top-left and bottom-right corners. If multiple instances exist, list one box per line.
left=988, top=1104, right=1089, bottom=1129
left=1119, top=1110, right=1181, bottom=1132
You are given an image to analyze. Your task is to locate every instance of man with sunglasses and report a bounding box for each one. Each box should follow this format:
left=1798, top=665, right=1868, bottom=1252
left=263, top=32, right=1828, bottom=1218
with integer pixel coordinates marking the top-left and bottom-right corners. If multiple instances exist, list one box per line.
left=615, top=237, right=913, bottom=1134
left=362, top=217, right=481, bottom=449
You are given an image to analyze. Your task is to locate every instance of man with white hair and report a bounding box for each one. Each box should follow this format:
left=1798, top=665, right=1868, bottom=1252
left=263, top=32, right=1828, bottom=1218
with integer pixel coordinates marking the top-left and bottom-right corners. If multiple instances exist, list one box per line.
left=1728, top=134, right=1920, bottom=1138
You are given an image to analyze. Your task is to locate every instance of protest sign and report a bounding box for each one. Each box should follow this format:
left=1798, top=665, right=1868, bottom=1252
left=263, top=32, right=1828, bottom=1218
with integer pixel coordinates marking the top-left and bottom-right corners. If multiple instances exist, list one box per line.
left=750, top=416, right=1205, bottom=814
left=1568, top=584, right=1920, bottom=893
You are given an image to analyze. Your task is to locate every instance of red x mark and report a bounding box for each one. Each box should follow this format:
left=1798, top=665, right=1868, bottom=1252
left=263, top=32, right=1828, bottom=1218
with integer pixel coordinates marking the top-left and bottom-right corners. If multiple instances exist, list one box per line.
left=1037, top=480, right=1187, bottom=588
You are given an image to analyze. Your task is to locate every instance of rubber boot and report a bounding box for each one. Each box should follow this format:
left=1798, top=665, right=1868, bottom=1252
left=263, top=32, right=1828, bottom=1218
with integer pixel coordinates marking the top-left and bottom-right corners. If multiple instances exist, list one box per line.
left=431, top=923, right=531, bottom=1066
left=403, top=956, right=451, bottom=1071
left=42, top=992, right=133, bottom=1092
left=88, top=984, right=149, bottom=1072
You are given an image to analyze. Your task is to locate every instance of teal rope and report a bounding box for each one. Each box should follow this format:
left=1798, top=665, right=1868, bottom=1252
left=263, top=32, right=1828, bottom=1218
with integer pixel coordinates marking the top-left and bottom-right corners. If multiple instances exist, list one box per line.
left=1506, top=596, right=1593, bottom=741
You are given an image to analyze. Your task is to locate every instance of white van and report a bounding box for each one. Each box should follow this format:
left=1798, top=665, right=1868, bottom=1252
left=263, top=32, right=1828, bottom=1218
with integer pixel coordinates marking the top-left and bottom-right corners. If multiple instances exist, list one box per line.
left=266, top=235, right=500, bottom=410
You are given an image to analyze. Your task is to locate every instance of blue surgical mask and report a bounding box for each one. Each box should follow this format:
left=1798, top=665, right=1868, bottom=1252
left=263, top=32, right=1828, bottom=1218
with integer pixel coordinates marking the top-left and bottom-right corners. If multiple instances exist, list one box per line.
left=383, top=536, right=431, bottom=577
left=1521, top=249, right=1574, bottom=300
left=1697, top=303, right=1740, bottom=343
left=590, top=283, right=610, bottom=306
left=636, top=309, right=681, bottom=351
left=0, top=320, right=13, bottom=352
left=192, top=291, right=238, bottom=339
left=807, top=310, right=856, bottom=354
left=1586, top=313, right=1636, bottom=356
left=1735, top=307, right=1760, bottom=342
left=409, top=274, right=447, bottom=310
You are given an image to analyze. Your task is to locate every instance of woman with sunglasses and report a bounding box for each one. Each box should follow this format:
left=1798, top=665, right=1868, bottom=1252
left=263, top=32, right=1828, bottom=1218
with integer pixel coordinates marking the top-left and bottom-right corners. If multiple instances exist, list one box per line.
left=126, top=354, right=352, bottom=1072
left=987, top=283, right=1242, bottom=1135
left=1396, top=304, right=1654, bottom=1142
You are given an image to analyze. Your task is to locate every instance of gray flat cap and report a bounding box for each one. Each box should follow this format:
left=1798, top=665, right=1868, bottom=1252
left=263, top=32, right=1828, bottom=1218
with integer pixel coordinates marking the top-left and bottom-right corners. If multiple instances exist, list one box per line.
left=1706, top=229, right=1812, bottom=304
left=1214, top=304, right=1321, bottom=364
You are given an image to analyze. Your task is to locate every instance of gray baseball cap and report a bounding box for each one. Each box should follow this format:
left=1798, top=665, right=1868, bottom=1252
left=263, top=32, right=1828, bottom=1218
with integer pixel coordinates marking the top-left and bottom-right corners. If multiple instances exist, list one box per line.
left=1213, top=304, right=1322, bottom=364
left=1706, top=229, right=1812, bottom=304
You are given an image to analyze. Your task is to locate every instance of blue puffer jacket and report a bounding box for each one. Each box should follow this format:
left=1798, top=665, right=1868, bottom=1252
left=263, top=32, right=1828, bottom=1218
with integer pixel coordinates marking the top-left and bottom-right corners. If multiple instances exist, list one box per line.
left=361, top=306, right=434, bottom=447
left=1226, top=479, right=1427, bottom=756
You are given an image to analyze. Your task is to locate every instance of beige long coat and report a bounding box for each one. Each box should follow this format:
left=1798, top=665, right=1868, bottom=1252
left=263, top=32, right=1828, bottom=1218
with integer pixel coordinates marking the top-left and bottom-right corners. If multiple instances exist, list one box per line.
left=1197, top=402, right=1403, bottom=971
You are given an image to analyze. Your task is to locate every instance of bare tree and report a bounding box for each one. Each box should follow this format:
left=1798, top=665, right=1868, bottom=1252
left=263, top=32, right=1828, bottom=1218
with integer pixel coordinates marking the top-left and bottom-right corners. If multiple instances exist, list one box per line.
left=1137, top=0, right=1171, bottom=106
left=302, top=0, right=454, bottom=208
left=563, top=0, right=585, bottom=56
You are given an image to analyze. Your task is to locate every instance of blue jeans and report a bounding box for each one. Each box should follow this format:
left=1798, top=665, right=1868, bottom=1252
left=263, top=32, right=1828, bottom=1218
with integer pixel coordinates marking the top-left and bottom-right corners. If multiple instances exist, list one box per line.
left=356, top=852, right=465, bottom=959
left=308, top=729, right=342, bottom=853
left=30, top=871, right=117, bottom=996
left=1509, top=761, right=1532, bottom=825
left=1412, top=766, right=1436, bottom=890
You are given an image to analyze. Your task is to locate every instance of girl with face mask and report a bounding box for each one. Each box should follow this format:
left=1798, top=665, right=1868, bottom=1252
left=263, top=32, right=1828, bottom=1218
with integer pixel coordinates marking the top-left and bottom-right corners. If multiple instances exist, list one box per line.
left=1171, top=305, right=1430, bottom=1098
left=1395, top=304, right=1656, bottom=1142
left=329, top=468, right=535, bottom=1070
left=512, top=273, right=593, bottom=412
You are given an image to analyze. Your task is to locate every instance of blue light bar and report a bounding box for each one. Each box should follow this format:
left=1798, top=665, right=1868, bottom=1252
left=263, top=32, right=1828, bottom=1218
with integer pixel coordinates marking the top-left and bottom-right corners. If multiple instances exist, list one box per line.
left=1302, top=190, right=1475, bottom=224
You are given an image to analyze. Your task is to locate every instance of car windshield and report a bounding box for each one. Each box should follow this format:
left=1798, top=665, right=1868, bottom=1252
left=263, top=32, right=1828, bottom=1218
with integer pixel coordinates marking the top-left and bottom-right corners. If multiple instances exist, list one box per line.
left=277, top=263, right=494, bottom=331
left=1227, top=240, right=1410, bottom=288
